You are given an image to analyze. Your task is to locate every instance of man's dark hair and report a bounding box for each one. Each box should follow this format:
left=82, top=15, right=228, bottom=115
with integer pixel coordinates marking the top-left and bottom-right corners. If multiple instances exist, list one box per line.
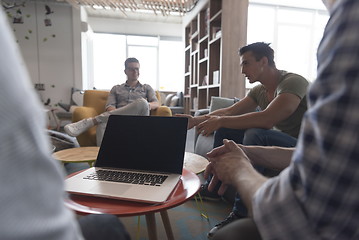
left=124, top=57, right=139, bottom=69
left=239, top=42, right=275, bottom=67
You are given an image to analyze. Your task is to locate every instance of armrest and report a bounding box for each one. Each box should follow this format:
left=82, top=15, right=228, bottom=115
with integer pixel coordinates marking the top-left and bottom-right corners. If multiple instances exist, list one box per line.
left=58, top=102, right=71, bottom=112
left=193, top=108, right=210, bottom=146
left=151, top=106, right=172, bottom=116
left=194, top=109, right=210, bottom=117
left=72, top=107, right=97, bottom=123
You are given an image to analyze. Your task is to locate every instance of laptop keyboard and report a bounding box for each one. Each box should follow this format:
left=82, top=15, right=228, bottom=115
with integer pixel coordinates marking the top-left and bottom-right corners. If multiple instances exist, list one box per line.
left=83, top=169, right=168, bottom=186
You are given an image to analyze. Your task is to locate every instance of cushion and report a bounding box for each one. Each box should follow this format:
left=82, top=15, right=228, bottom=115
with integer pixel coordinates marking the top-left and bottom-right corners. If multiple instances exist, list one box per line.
left=159, top=92, right=167, bottom=105
left=165, top=93, right=175, bottom=106
left=72, top=90, right=84, bottom=106
left=209, top=96, right=236, bottom=112
left=176, top=92, right=184, bottom=106
left=170, top=96, right=179, bottom=107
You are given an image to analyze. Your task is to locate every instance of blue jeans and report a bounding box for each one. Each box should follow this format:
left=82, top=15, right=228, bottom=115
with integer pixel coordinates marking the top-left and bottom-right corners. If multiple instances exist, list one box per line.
left=211, top=128, right=297, bottom=217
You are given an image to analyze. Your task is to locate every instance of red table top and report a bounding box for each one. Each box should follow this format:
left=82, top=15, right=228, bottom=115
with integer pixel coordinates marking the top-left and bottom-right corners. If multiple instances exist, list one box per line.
left=65, top=168, right=200, bottom=217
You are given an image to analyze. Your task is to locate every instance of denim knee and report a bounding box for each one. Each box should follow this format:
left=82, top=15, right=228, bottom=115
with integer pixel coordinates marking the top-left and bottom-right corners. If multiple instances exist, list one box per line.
left=213, top=128, right=245, bottom=148
left=243, top=128, right=266, bottom=145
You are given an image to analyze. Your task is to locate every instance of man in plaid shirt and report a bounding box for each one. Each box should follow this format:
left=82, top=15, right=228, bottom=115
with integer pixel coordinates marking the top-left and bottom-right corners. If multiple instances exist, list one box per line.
left=205, top=0, right=359, bottom=239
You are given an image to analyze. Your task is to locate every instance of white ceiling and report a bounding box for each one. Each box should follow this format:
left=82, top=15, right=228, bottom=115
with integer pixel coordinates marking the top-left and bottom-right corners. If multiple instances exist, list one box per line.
left=84, top=6, right=183, bottom=23
left=57, top=0, right=199, bottom=23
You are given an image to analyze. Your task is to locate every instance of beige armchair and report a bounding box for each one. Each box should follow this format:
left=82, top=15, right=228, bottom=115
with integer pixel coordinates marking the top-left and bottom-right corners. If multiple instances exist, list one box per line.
left=72, top=90, right=172, bottom=146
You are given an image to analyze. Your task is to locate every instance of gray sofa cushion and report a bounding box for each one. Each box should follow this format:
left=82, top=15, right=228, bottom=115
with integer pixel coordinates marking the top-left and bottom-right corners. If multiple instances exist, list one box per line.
left=194, top=97, right=238, bottom=157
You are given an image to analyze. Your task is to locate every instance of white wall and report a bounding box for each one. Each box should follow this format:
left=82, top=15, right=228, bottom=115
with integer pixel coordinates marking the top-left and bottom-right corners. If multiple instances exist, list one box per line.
left=8, top=1, right=82, bottom=107
left=10, top=2, right=183, bottom=107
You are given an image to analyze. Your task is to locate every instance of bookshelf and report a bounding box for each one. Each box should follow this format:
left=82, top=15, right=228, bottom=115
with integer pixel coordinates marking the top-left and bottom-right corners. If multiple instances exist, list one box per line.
left=183, top=0, right=248, bottom=114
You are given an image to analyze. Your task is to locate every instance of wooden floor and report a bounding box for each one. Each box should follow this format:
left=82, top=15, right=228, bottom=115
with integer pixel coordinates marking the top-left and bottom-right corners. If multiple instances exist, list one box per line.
left=119, top=197, right=232, bottom=240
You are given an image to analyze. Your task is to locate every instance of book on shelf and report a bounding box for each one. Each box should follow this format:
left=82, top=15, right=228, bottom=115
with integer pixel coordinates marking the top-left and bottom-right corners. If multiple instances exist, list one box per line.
left=212, top=26, right=221, bottom=39
left=193, top=97, right=198, bottom=110
left=204, top=48, right=208, bottom=58
left=202, top=75, right=208, bottom=86
left=213, top=70, right=220, bottom=85
left=205, top=8, right=210, bottom=36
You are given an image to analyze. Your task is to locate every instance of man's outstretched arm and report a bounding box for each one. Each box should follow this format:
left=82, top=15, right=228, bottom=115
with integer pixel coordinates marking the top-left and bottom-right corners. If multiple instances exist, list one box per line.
left=239, top=145, right=294, bottom=171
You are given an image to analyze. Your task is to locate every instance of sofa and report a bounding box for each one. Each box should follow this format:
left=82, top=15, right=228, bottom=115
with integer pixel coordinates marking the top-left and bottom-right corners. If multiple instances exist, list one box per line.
left=193, top=97, right=240, bottom=204
left=72, top=90, right=172, bottom=146
left=193, top=97, right=240, bottom=158
left=164, top=91, right=184, bottom=114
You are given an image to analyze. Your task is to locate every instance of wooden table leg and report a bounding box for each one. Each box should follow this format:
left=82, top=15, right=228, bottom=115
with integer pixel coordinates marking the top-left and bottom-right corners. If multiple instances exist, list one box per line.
left=160, top=210, right=174, bottom=240
left=145, top=213, right=158, bottom=240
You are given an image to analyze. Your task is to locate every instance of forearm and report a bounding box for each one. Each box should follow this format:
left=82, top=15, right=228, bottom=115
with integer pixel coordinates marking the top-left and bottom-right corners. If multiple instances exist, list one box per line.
left=242, top=145, right=294, bottom=170
left=192, top=115, right=208, bottom=126
left=193, top=108, right=228, bottom=127
left=233, top=162, right=268, bottom=216
left=220, top=111, right=275, bottom=130
left=209, top=107, right=230, bottom=116
left=250, top=146, right=294, bottom=170
left=106, top=106, right=116, bottom=112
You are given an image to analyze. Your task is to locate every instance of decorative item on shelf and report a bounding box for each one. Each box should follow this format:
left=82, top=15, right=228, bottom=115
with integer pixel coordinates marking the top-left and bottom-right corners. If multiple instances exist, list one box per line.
left=204, top=48, right=208, bottom=58
left=193, top=42, right=199, bottom=51
left=204, top=8, right=210, bottom=36
left=193, top=97, right=198, bottom=111
left=202, top=75, right=208, bottom=86
left=213, top=70, right=220, bottom=85
left=211, top=26, right=221, bottom=39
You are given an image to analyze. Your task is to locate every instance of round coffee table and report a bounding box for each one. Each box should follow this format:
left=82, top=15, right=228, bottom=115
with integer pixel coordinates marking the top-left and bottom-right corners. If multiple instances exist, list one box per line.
left=183, top=152, right=210, bottom=219
left=183, top=151, right=209, bottom=174
left=65, top=168, right=200, bottom=240
left=52, top=147, right=99, bottom=167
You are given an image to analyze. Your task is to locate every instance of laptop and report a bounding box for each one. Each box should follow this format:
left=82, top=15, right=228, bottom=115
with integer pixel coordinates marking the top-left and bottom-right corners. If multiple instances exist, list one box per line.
left=65, top=115, right=188, bottom=204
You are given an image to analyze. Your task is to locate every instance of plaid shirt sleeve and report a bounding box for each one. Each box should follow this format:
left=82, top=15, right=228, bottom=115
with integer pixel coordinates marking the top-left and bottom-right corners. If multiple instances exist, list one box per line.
left=253, top=1, right=359, bottom=239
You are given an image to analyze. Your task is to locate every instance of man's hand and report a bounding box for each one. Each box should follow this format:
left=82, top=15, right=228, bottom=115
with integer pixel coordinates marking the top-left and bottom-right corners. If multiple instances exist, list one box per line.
left=206, top=140, right=268, bottom=215
left=205, top=139, right=250, bottom=195
left=176, top=114, right=197, bottom=129
left=106, top=106, right=116, bottom=112
left=197, top=115, right=222, bottom=136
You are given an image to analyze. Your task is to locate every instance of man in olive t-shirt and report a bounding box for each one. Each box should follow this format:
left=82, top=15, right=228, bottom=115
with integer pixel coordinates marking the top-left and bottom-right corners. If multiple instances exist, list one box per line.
left=179, top=42, right=309, bottom=238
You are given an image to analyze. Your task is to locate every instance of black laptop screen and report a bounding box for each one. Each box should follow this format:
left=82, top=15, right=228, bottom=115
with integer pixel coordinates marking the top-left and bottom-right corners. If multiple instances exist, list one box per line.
left=95, top=115, right=188, bottom=175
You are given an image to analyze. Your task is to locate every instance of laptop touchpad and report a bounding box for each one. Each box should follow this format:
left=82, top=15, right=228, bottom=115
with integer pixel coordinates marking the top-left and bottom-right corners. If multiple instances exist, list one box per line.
left=93, top=182, right=130, bottom=195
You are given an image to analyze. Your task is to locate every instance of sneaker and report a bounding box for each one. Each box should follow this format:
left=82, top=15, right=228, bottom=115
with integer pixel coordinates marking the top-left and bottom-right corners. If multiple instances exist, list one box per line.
left=207, top=212, right=241, bottom=239
left=64, top=118, right=94, bottom=137
left=198, top=184, right=222, bottom=201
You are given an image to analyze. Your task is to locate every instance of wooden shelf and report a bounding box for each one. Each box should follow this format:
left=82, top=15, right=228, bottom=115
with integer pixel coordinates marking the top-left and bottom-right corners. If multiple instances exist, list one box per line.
left=183, top=0, right=248, bottom=114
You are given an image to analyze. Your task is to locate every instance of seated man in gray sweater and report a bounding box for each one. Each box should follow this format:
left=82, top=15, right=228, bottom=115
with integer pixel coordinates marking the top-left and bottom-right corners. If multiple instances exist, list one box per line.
left=64, top=57, right=159, bottom=145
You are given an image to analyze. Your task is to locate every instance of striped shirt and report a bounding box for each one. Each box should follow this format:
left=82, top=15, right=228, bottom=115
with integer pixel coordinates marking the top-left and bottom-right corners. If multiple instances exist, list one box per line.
left=253, top=0, right=359, bottom=239
left=105, top=82, right=158, bottom=109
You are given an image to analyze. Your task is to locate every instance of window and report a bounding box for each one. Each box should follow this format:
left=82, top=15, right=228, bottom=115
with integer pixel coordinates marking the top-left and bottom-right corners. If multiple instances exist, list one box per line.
left=246, top=2, right=329, bottom=89
left=92, top=33, right=183, bottom=91
left=92, top=34, right=126, bottom=90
